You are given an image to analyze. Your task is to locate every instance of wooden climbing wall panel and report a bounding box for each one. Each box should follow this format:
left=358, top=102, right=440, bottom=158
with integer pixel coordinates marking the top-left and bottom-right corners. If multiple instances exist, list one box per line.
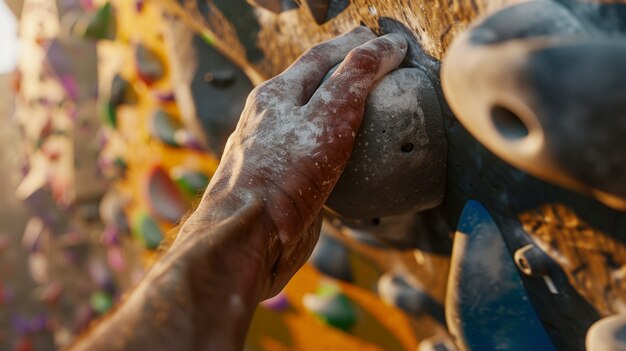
left=159, top=0, right=523, bottom=81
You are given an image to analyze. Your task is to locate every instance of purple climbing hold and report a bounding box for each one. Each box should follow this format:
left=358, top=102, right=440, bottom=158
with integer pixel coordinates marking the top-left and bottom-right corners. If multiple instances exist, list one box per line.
left=29, top=314, right=48, bottom=333
left=173, top=129, right=205, bottom=151
left=260, top=291, right=290, bottom=311
left=12, top=315, right=31, bottom=335
left=101, top=225, right=121, bottom=246
left=107, top=245, right=125, bottom=272
left=153, top=90, right=176, bottom=103
left=145, top=166, right=187, bottom=223
left=88, top=260, right=115, bottom=292
left=135, top=0, right=144, bottom=12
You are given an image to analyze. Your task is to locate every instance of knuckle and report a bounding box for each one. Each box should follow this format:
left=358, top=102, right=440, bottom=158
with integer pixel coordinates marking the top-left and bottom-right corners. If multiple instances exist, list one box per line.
left=344, top=46, right=380, bottom=70
left=248, top=79, right=278, bottom=100
left=301, top=43, right=333, bottom=63
left=305, top=43, right=326, bottom=56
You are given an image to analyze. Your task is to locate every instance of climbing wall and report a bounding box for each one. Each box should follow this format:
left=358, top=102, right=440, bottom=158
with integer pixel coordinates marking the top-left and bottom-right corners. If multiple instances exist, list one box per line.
left=157, top=1, right=626, bottom=351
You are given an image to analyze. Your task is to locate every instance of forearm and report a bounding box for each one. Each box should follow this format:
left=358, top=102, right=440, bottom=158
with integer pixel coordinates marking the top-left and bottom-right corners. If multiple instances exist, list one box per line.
left=70, top=188, right=275, bottom=351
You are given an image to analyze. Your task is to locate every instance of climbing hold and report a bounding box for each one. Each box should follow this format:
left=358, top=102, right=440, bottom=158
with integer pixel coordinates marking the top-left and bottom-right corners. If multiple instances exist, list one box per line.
left=441, top=1, right=626, bottom=210
left=28, top=252, right=49, bottom=285
left=260, top=291, right=290, bottom=311
left=12, top=336, right=33, bottom=351
left=107, top=245, right=125, bottom=272
left=73, top=304, right=95, bottom=333
left=303, top=282, right=357, bottom=331
left=135, top=44, right=164, bottom=85
left=153, top=90, right=175, bottom=103
left=133, top=213, right=164, bottom=250
left=145, top=166, right=187, bottom=223
left=81, top=2, right=116, bottom=40
left=204, top=69, right=236, bottom=88
left=99, top=191, right=129, bottom=230
left=88, top=261, right=116, bottom=293
left=113, top=157, right=127, bottom=178
left=109, top=74, right=137, bottom=107
left=165, top=29, right=253, bottom=156
left=173, top=129, right=205, bottom=151
left=326, top=68, right=446, bottom=219
left=22, top=217, right=45, bottom=252
left=101, top=225, right=120, bottom=246
left=99, top=191, right=130, bottom=234
left=418, top=336, right=457, bottom=351
left=304, top=0, right=330, bottom=24
left=134, top=0, right=144, bottom=12
left=447, top=201, right=556, bottom=351
left=248, top=0, right=298, bottom=13
left=514, top=244, right=551, bottom=277
left=586, top=314, right=626, bottom=351
left=28, top=314, right=48, bottom=333
left=90, top=291, right=113, bottom=314
left=104, top=101, right=117, bottom=127
left=310, top=234, right=353, bottom=282
left=149, top=110, right=182, bottom=147
left=170, top=168, right=210, bottom=195
left=11, top=315, right=31, bottom=335
left=37, top=281, right=64, bottom=305
left=377, top=273, right=443, bottom=322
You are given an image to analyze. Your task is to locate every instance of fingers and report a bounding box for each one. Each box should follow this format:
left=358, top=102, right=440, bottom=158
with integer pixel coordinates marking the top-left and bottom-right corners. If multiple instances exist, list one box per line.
left=272, top=26, right=377, bottom=105
left=308, top=33, right=407, bottom=128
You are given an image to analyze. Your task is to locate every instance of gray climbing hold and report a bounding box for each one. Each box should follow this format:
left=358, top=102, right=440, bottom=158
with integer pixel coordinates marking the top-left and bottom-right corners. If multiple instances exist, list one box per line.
left=326, top=67, right=446, bottom=219
left=135, top=44, right=164, bottom=85
left=149, top=110, right=182, bottom=147
left=304, top=0, right=329, bottom=24
left=586, top=314, right=626, bottom=351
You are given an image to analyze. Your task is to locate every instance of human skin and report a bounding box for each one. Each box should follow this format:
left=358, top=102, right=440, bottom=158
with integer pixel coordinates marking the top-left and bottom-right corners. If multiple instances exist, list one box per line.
left=69, top=27, right=407, bottom=351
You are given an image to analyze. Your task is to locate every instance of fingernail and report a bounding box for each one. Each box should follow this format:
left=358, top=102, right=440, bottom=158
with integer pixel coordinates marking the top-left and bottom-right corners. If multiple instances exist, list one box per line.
left=384, top=33, right=408, bottom=50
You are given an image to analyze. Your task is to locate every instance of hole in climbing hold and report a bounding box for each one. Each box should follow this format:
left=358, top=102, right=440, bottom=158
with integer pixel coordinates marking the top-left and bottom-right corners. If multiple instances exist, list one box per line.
left=491, top=105, right=529, bottom=140
left=401, top=143, right=414, bottom=153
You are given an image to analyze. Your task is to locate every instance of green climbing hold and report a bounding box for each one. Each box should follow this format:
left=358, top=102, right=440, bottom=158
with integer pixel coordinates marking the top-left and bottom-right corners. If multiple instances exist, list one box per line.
left=90, top=291, right=113, bottom=314
left=104, top=101, right=117, bottom=127
left=171, top=168, right=210, bottom=195
left=133, top=214, right=164, bottom=250
left=82, top=2, right=116, bottom=40
left=303, top=282, right=357, bottom=331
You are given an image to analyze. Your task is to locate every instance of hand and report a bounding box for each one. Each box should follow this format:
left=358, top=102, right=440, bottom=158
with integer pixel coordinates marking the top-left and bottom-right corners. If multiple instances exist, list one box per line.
left=70, top=27, right=407, bottom=351
left=180, top=26, right=408, bottom=299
